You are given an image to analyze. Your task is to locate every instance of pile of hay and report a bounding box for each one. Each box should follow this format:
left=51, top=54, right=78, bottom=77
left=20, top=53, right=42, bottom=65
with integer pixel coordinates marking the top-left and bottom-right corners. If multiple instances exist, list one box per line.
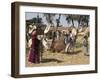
left=51, top=40, right=65, bottom=52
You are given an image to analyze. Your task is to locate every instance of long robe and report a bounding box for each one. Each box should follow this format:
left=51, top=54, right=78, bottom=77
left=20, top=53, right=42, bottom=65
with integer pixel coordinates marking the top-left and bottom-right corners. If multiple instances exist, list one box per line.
left=28, top=33, right=40, bottom=63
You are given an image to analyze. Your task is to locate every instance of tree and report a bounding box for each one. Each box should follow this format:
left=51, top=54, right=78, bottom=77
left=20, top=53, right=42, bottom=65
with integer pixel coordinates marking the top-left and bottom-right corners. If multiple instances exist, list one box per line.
left=43, top=13, right=55, bottom=27
left=81, top=15, right=89, bottom=27
left=65, top=14, right=75, bottom=27
left=26, top=14, right=43, bottom=40
left=32, top=14, right=42, bottom=25
left=56, top=14, right=61, bottom=27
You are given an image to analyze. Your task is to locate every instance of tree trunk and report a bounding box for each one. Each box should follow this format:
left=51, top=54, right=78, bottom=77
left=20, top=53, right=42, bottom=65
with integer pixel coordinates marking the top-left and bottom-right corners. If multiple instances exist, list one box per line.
left=72, top=19, right=74, bottom=27
left=87, top=22, right=88, bottom=27
left=78, top=20, right=81, bottom=28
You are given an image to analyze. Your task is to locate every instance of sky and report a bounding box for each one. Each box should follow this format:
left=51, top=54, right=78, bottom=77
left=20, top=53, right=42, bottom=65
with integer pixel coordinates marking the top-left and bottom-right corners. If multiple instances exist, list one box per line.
left=25, top=12, right=83, bottom=28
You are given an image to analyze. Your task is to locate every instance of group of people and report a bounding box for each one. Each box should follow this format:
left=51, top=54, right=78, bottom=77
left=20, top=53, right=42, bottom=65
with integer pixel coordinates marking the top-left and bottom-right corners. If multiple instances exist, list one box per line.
left=63, top=28, right=89, bottom=56
left=27, top=24, right=89, bottom=64
left=28, top=24, right=51, bottom=64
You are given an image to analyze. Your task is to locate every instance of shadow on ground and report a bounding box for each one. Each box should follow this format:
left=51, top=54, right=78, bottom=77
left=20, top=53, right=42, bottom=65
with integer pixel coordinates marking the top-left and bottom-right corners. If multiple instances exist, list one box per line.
left=63, top=49, right=82, bottom=55
left=41, top=58, right=63, bottom=63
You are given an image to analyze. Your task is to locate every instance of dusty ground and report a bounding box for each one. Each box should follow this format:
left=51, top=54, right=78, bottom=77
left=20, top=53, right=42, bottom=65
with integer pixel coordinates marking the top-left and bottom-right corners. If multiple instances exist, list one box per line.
left=26, top=47, right=89, bottom=67
left=26, top=34, right=89, bottom=67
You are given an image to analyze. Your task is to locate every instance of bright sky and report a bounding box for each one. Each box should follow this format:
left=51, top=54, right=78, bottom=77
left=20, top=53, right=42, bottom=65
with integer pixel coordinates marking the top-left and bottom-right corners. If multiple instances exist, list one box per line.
left=25, top=12, right=80, bottom=28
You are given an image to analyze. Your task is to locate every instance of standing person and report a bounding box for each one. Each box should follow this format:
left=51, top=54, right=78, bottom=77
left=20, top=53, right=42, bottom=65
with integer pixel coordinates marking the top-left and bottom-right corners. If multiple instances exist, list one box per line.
left=28, top=29, right=40, bottom=63
left=64, top=33, right=69, bottom=45
left=82, top=35, right=89, bottom=56
left=64, top=31, right=71, bottom=53
left=64, top=30, right=74, bottom=53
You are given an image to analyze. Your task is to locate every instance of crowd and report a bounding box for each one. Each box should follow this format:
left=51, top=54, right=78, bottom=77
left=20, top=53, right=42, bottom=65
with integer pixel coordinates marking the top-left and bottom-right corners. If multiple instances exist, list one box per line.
left=27, top=24, right=89, bottom=64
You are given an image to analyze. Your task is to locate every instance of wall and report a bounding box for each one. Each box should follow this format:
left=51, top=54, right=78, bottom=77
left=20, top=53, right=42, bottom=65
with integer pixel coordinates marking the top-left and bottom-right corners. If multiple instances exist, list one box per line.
left=0, top=0, right=99, bottom=80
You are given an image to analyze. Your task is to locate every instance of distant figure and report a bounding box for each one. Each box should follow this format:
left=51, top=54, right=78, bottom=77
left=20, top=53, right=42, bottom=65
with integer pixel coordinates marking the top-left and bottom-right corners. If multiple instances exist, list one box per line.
left=64, top=31, right=72, bottom=53
left=64, top=33, right=69, bottom=45
left=56, top=30, right=60, bottom=40
left=28, top=29, right=40, bottom=63
left=82, top=35, right=89, bottom=56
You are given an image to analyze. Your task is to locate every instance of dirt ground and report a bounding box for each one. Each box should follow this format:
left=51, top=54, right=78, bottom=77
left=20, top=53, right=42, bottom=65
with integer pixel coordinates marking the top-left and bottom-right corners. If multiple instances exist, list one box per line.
left=26, top=47, right=89, bottom=67
left=26, top=34, right=90, bottom=67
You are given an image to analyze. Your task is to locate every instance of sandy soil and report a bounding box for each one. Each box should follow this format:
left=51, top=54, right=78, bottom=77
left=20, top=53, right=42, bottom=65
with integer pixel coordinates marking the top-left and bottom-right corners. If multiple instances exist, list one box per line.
left=26, top=34, right=89, bottom=67
left=26, top=47, right=89, bottom=67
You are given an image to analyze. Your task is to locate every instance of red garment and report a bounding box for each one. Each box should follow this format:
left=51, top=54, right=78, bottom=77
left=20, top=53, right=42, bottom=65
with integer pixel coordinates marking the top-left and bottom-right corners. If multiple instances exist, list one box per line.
left=28, top=33, right=40, bottom=63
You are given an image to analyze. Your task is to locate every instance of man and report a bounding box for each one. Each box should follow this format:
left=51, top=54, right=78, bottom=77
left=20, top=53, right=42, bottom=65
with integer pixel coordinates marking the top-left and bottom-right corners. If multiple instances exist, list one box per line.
left=82, top=35, right=89, bottom=56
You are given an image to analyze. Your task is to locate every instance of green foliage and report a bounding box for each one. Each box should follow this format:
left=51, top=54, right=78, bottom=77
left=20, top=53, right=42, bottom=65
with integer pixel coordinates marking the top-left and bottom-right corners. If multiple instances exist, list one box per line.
left=75, top=42, right=82, bottom=48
